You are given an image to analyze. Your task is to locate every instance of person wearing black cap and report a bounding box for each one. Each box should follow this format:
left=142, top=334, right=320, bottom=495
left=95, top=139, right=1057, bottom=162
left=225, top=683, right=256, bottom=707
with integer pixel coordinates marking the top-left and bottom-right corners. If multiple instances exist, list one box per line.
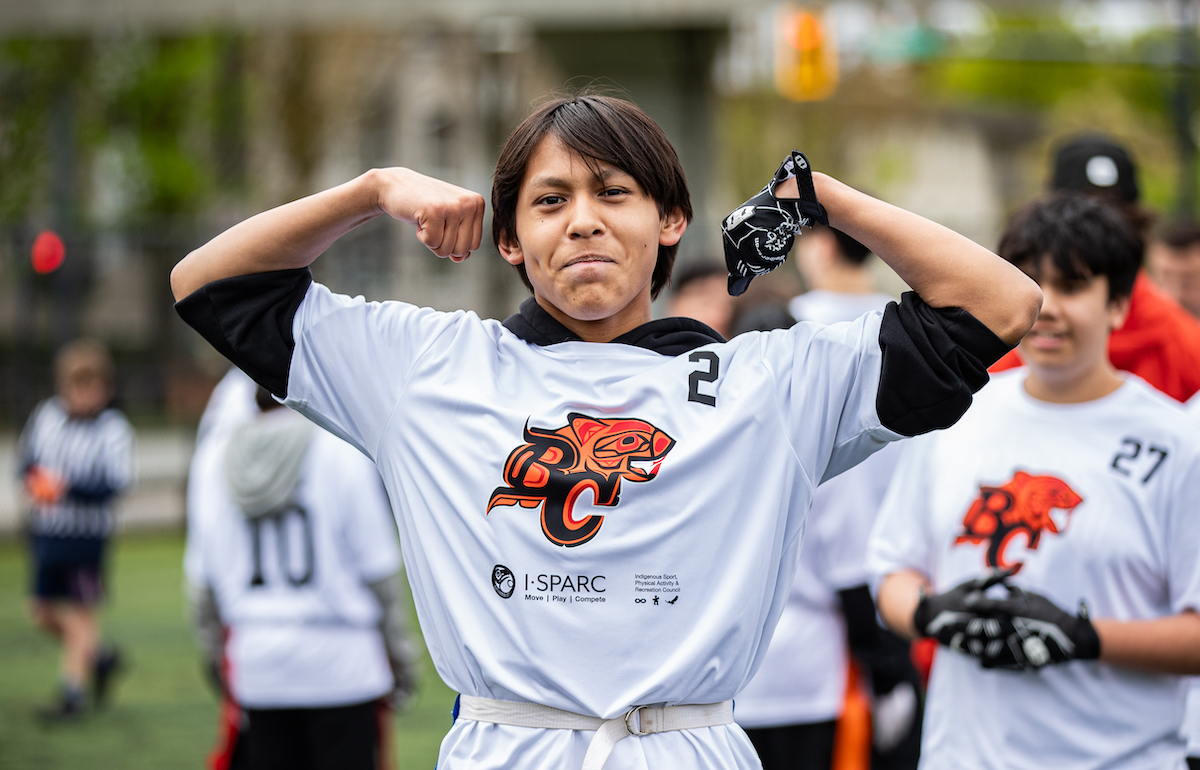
left=1051, top=134, right=1142, bottom=209
left=991, top=133, right=1200, bottom=403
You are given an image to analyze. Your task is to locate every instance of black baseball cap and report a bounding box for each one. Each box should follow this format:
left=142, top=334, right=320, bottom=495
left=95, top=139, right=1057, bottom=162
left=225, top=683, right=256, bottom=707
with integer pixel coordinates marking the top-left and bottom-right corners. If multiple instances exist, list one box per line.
left=1051, top=134, right=1140, bottom=203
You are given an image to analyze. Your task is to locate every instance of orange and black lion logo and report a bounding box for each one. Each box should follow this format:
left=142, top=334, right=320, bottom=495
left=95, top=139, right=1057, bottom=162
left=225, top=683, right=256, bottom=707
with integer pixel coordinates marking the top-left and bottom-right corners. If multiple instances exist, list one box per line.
left=487, top=413, right=676, bottom=547
left=955, top=470, right=1083, bottom=573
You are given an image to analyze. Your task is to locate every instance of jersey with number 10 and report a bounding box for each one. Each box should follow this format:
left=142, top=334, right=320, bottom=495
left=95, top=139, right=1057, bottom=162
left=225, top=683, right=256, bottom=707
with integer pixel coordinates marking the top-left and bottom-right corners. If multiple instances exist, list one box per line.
left=185, top=415, right=400, bottom=709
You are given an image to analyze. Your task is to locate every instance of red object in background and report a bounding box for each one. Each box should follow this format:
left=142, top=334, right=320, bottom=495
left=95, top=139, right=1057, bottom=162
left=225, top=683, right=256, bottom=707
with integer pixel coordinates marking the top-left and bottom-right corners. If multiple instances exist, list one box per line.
left=31, top=230, right=65, bottom=274
left=911, top=638, right=937, bottom=691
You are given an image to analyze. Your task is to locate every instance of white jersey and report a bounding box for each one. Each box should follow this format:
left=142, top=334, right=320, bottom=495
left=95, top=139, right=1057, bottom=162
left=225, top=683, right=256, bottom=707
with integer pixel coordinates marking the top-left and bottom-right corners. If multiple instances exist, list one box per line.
left=195, top=367, right=259, bottom=446
left=185, top=367, right=259, bottom=584
left=1186, top=681, right=1200, bottom=760
left=1185, top=396, right=1200, bottom=760
left=284, top=282, right=901, bottom=768
left=178, top=267, right=1009, bottom=769
left=184, top=409, right=401, bottom=709
left=737, top=290, right=899, bottom=728
left=19, top=398, right=135, bottom=538
left=867, top=370, right=1200, bottom=770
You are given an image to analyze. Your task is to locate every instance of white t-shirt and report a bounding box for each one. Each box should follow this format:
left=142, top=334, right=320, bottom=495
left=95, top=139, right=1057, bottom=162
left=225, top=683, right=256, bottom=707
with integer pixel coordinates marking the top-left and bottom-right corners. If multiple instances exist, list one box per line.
left=185, top=410, right=401, bottom=709
left=737, top=290, right=899, bottom=728
left=283, top=282, right=900, bottom=768
left=868, top=370, right=1200, bottom=770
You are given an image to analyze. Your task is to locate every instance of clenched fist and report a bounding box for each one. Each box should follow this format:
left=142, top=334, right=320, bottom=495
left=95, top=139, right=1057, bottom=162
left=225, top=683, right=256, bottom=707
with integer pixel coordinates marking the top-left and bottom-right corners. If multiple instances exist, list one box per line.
left=371, top=168, right=486, bottom=262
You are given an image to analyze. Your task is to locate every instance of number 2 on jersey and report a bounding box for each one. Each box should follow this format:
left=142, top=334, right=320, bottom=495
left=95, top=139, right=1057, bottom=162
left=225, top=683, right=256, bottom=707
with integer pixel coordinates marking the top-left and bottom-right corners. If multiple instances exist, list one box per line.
left=688, top=351, right=719, bottom=407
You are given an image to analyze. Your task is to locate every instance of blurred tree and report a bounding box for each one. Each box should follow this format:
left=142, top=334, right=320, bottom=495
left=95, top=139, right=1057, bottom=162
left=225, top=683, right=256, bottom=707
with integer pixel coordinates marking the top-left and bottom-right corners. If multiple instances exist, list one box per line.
left=927, top=12, right=1193, bottom=215
left=0, top=35, right=236, bottom=423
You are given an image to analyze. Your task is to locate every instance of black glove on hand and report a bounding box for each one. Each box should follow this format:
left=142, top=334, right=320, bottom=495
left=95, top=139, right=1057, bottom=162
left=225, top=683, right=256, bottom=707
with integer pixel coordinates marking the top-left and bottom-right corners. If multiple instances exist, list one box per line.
left=983, top=584, right=1101, bottom=671
left=722, top=150, right=828, bottom=297
left=912, top=570, right=1013, bottom=660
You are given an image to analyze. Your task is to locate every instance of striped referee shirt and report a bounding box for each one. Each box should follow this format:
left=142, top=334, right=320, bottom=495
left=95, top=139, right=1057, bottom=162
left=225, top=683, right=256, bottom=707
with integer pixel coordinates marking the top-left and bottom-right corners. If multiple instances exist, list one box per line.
left=18, top=398, right=135, bottom=538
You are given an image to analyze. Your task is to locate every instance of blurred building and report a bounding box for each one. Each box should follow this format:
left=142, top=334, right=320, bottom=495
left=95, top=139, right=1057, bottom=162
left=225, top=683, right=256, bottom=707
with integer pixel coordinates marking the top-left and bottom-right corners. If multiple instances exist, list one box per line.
left=0, top=1, right=751, bottom=427
left=0, top=0, right=1193, bottom=430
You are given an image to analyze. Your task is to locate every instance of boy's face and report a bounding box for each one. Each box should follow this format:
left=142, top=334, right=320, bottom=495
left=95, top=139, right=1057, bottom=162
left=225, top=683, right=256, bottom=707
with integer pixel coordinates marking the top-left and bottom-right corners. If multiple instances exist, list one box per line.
left=1148, top=240, right=1200, bottom=319
left=1018, top=258, right=1130, bottom=384
left=499, top=136, right=686, bottom=337
left=59, top=373, right=111, bottom=419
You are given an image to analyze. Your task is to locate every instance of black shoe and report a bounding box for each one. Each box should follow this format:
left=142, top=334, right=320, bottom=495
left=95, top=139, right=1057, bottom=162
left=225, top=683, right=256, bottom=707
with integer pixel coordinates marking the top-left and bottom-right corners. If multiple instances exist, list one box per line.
left=37, top=693, right=85, bottom=723
left=92, top=647, right=123, bottom=708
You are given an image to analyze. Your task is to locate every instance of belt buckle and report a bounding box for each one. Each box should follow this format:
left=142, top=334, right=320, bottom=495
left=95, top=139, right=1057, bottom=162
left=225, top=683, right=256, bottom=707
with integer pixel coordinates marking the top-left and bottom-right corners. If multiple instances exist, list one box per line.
left=624, top=705, right=650, bottom=736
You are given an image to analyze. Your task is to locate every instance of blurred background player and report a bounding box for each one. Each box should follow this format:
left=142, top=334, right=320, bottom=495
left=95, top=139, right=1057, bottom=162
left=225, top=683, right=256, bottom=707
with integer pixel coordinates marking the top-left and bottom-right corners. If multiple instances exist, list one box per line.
left=788, top=225, right=894, bottom=327
left=1149, top=217, right=1200, bottom=320
left=869, top=193, right=1200, bottom=769
left=194, top=366, right=260, bottom=448
left=185, top=366, right=266, bottom=770
left=665, top=261, right=735, bottom=340
left=19, top=339, right=135, bottom=720
left=734, top=229, right=920, bottom=770
left=991, top=133, right=1200, bottom=402
left=185, top=385, right=416, bottom=770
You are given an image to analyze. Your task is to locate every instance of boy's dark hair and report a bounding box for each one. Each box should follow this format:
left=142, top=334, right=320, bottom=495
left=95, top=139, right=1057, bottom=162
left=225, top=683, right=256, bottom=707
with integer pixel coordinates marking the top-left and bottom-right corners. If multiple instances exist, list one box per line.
left=998, top=192, right=1142, bottom=302
left=491, top=94, right=693, bottom=300
left=830, top=227, right=871, bottom=265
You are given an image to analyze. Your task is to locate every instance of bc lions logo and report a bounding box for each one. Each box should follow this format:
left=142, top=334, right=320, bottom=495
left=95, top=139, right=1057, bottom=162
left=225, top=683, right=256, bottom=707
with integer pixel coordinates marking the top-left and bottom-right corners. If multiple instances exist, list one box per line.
left=955, top=470, right=1083, bottom=573
left=487, top=413, right=676, bottom=547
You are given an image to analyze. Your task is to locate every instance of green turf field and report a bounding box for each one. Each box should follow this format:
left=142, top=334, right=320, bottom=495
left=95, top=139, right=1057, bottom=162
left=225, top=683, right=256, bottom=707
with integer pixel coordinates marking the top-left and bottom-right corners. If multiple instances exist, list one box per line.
left=0, top=533, right=456, bottom=769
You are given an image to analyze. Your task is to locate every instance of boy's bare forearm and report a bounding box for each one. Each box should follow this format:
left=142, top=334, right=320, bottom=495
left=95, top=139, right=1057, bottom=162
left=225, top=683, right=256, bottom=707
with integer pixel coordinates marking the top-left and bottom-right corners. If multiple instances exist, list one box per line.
left=876, top=569, right=930, bottom=641
left=170, top=168, right=486, bottom=301
left=1093, top=611, right=1200, bottom=675
left=814, top=173, right=1042, bottom=346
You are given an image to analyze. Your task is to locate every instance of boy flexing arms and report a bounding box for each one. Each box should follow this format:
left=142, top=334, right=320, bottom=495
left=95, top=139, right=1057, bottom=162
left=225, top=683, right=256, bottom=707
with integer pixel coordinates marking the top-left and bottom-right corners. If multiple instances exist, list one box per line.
left=172, top=95, right=1038, bottom=769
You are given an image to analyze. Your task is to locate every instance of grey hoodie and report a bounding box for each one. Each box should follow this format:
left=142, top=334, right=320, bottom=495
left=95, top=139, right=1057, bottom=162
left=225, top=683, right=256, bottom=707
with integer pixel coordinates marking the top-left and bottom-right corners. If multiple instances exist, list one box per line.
left=223, top=408, right=314, bottom=519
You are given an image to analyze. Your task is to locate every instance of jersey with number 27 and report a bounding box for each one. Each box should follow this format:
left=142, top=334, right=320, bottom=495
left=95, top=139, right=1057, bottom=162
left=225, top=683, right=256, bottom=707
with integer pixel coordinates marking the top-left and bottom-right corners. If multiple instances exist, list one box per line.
left=868, top=370, right=1200, bottom=770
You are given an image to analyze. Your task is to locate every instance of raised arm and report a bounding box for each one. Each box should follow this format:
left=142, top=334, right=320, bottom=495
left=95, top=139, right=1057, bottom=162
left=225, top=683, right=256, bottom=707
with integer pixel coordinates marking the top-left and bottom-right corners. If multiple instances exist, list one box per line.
left=812, top=174, right=1041, bottom=346
left=170, top=168, right=486, bottom=301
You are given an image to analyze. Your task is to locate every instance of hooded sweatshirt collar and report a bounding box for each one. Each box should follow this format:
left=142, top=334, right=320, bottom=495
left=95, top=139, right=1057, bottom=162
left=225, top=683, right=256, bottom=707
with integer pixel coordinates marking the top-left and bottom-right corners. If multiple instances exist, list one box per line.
left=501, top=298, right=724, bottom=356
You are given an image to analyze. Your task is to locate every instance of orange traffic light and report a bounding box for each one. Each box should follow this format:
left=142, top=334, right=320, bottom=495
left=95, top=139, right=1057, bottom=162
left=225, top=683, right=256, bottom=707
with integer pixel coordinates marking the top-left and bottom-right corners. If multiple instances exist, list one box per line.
left=775, top=7, right=838, bottom=102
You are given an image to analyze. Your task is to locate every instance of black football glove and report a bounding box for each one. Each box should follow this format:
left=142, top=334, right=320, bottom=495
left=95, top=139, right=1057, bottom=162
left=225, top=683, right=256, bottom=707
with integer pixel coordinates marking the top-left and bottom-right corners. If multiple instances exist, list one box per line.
left=722, top=150, right=828, bottom=297
left=912, top=570, right=1014, bottom=661
left=981, top=584, right=1101, bottom=671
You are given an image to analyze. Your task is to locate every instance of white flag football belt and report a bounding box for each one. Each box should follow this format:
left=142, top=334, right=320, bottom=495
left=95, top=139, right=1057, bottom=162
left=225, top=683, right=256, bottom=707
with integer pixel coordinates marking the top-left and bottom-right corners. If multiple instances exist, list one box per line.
left=456, top=695, right=735, bottom=770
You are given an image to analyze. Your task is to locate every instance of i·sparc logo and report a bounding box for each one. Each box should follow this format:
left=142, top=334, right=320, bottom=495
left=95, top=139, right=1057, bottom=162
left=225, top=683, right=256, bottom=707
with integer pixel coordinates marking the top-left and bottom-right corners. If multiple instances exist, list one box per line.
left=492, top=564, right=515, bottom=599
